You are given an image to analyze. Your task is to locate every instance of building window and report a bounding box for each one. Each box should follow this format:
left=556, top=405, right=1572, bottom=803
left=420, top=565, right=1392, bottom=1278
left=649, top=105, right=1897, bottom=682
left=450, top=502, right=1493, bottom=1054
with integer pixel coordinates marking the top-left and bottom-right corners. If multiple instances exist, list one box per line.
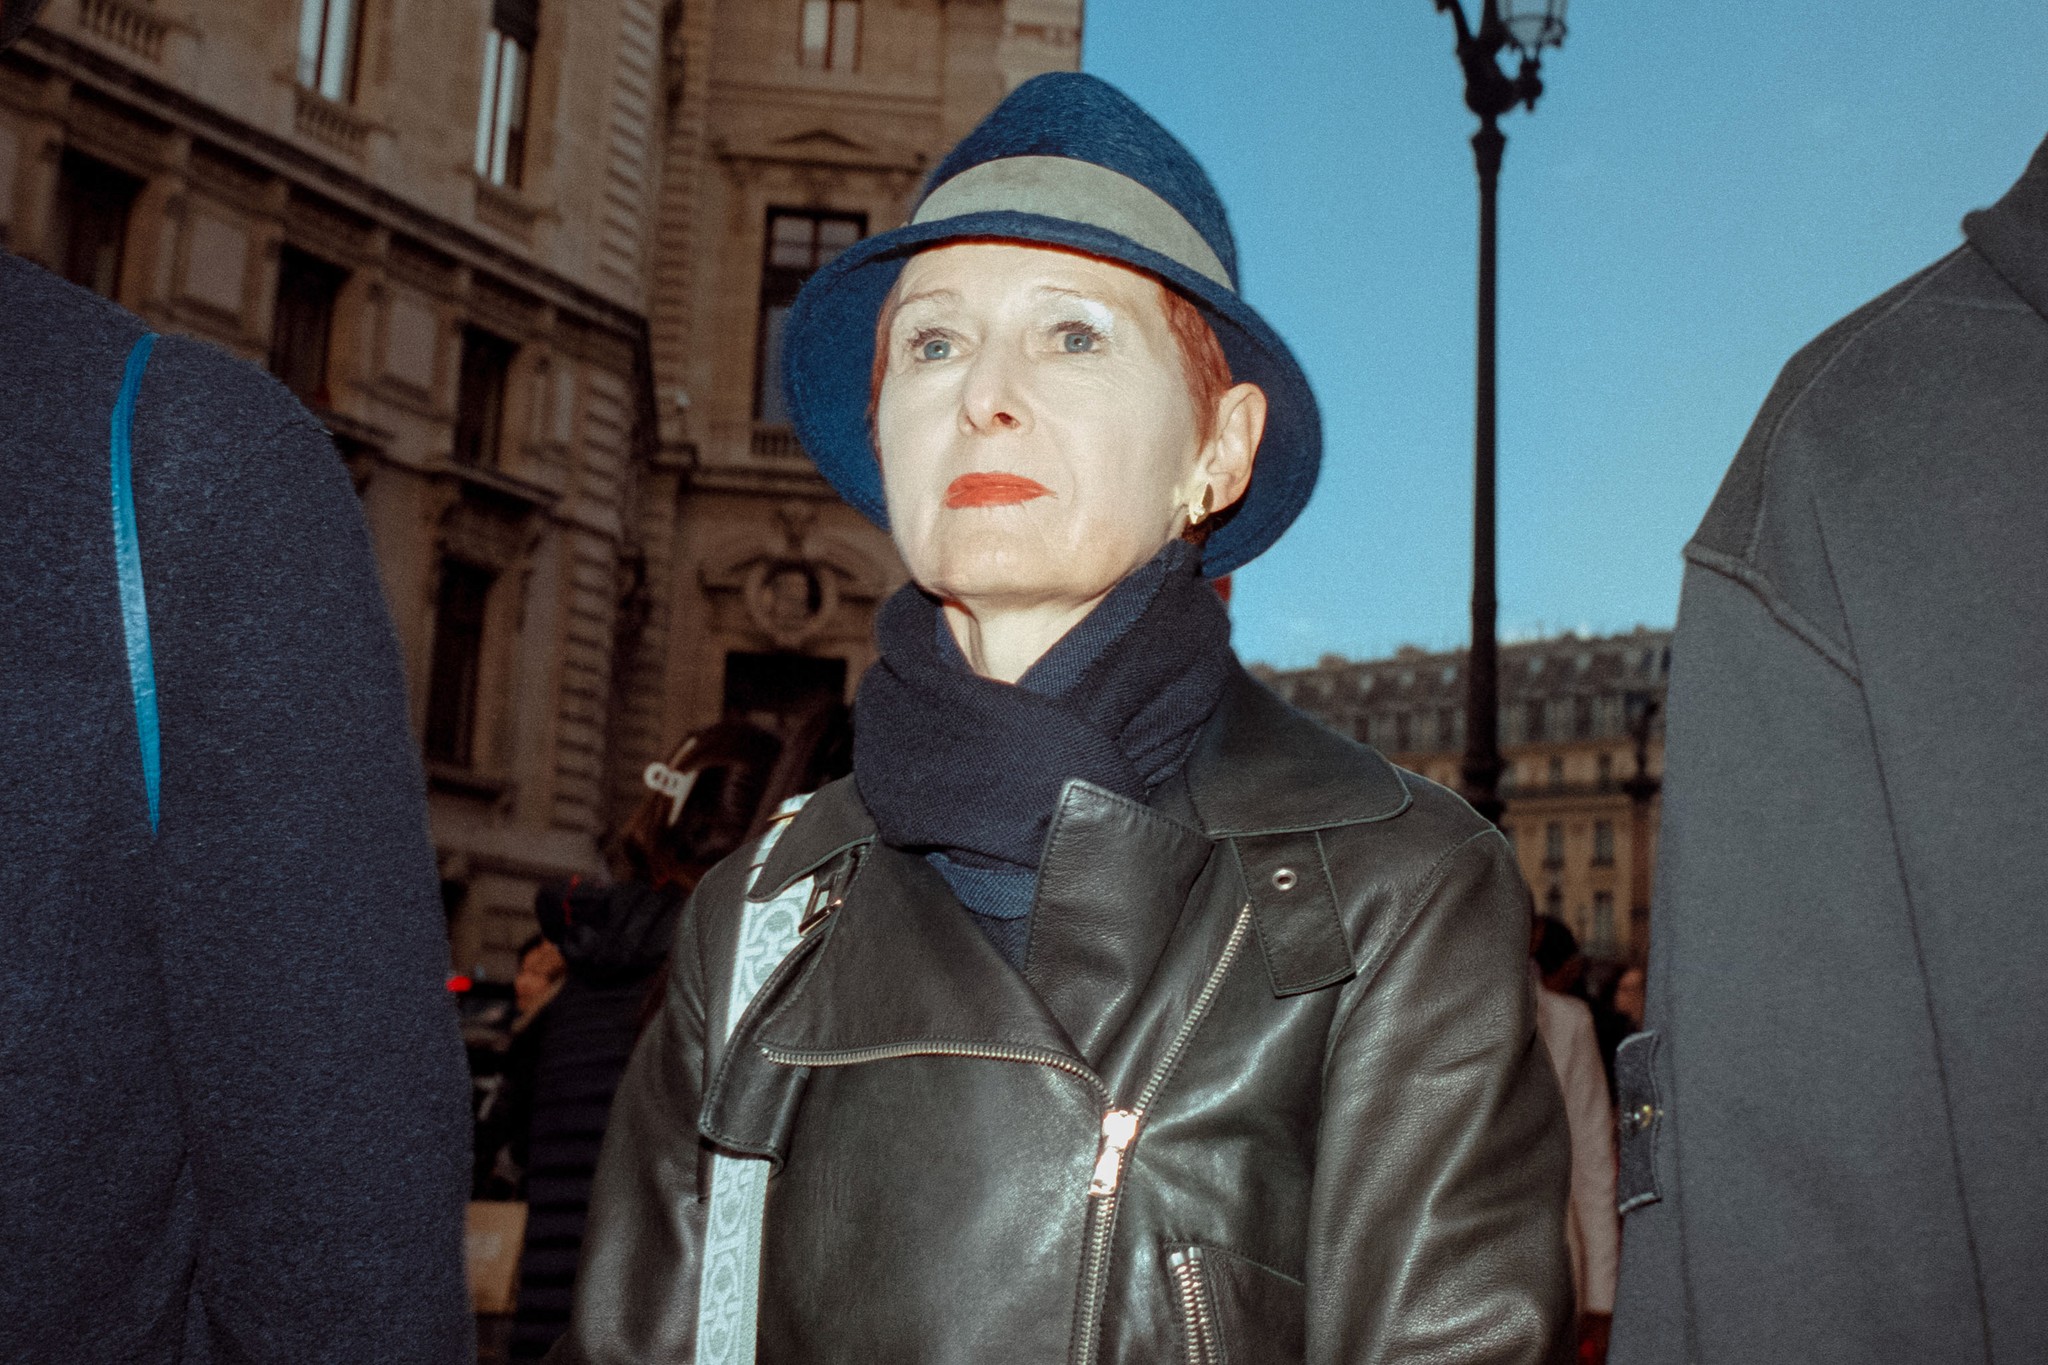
left=1524, top=698, right=1545, bottom=743
left=425, top=560, right=495, bottom=767
left=1592, top=892, right=1617, bottom=953
left=798, top=0, right=860, bottom=70
left=1596, top=752, right=1614, bottom=791
left=1351, top=716, right=1373, bottom=745
left=268, top=247, right=348, bottom=407
left=1544, top=821, right=1565, bottom=869
left=475, top=0, right=539, bottom=187
left=1393, top=712, right=1411, bottom=752
left=296, top=0, right=361, bottom=102
left=1436, top=707, right=1458, bottom=749
left=51, top=151, right=141, bottom=299
left=1544, top=884, right=1564, bottom=920
left=1547, top=756, right=1565, bottom=790
left=453, top=326, right=517, bottom=467
left=1593, top=819, right=1615, bottom=866
left=1574, top=695, right=1594, bottom=739
left=756, top=209, right=863, bottom=423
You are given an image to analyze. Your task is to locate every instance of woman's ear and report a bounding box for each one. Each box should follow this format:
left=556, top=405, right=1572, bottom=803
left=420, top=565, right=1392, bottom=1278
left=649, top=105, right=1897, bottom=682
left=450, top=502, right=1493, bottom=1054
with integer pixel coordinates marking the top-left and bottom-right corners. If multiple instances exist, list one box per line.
left=1199, top=381, right=1266, bottom=512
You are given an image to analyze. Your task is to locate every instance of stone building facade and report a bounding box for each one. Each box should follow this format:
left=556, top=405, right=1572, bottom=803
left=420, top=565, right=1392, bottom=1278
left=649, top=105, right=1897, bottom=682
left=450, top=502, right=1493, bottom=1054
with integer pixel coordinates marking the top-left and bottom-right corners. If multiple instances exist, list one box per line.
left=620, top=0, right=1083, bottom=824
left=0, top=0, right=1077, bottom=981
left=1254, top=627, right=1670, bottom=963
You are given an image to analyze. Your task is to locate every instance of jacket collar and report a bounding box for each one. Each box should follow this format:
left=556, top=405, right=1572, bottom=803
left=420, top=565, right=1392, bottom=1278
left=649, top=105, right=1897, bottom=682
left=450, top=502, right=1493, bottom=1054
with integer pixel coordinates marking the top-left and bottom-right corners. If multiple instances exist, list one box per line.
left=747, top=778, right=1213, bottom=1068
left=1181, top=664, right=1411, bottom=836
left=736, top=663, right=1410, bottom=1064
left=749, top=663, right=1411, bottom=904
left=1964, top=132, right=2048, bottom=324
left=749, top=775, right=877, bottom=903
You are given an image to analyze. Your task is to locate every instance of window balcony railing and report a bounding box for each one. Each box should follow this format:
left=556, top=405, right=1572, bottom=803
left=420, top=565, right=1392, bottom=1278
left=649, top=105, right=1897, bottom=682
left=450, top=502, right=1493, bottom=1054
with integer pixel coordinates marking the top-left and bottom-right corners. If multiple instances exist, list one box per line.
left=750, top=423, right=804, bottom=460
left=473, top=177, right=539, bottom=244
left=293, top=85, right=371, bottom=160
left=80, top=0, right=168, bottom=64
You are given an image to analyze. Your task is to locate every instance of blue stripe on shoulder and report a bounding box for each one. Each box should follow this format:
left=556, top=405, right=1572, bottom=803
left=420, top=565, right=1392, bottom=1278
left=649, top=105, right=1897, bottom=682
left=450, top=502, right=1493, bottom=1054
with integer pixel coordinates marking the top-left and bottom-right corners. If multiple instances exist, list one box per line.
left=111, top=332, right=161, bottom=835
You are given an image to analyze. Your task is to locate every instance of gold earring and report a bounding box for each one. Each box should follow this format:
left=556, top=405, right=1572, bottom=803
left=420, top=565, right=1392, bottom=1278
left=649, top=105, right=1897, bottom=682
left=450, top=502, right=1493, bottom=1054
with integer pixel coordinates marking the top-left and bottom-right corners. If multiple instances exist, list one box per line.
left=1187, top=485, right=1214, bottom=527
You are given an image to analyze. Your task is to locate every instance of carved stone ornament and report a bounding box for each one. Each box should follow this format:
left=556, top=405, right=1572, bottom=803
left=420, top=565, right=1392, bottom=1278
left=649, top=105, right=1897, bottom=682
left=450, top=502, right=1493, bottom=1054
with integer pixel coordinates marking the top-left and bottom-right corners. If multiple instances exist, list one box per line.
left=741, top=555, right=840, bottom=649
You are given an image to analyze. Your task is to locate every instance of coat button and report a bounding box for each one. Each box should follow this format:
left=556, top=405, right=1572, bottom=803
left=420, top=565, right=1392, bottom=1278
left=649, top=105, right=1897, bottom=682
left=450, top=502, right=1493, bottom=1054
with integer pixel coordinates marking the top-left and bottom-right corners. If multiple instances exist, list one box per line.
left=1270, top=868, right=1298, bottom=892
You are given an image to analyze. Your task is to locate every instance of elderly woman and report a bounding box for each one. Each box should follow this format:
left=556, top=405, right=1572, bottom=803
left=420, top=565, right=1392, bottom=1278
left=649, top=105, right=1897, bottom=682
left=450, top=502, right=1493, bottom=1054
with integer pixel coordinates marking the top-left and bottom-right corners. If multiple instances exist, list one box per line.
left=555, top=74, right=1570, bottom=1365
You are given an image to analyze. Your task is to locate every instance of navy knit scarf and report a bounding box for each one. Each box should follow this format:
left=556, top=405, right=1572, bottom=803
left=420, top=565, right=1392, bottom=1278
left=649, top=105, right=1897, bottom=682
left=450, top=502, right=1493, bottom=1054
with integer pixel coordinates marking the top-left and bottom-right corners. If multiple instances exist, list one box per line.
left=853, top=541, right=1232, bottom=962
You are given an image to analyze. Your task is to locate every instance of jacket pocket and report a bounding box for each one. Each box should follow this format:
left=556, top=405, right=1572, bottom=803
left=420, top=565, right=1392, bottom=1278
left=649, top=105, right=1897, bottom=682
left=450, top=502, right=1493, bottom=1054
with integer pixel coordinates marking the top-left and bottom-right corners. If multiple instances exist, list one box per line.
left=1614, top=1029, right=1663, bottom=1214
left=1165, top=1245, right=1304, bottom=1365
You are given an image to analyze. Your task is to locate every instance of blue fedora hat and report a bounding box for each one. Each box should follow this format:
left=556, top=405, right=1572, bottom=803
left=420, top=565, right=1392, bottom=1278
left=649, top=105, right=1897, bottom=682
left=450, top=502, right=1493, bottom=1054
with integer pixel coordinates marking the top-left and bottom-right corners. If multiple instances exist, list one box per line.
left=780, top=71, right=1321, bottom=579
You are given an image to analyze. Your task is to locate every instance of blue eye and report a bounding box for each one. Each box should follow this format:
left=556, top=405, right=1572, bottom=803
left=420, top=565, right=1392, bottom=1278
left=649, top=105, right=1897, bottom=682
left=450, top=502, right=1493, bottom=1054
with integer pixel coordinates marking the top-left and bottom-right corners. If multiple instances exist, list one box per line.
left=1062, top=329, right=1096, bottom=353
left=918, top=336, right=952, bottom=361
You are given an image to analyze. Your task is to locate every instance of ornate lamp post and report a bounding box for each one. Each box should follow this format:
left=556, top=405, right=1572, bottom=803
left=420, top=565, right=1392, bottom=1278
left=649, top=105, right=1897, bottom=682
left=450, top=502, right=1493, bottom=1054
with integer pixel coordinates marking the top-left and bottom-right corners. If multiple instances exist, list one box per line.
left=1433, top=0, right=1567, bottom=825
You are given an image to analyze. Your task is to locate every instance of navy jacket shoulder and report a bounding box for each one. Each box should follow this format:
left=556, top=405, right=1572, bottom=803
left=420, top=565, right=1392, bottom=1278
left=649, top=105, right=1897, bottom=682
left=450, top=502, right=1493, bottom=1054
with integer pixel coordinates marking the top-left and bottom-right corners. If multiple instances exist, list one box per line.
left=0, top=253, right=473, bottom=1365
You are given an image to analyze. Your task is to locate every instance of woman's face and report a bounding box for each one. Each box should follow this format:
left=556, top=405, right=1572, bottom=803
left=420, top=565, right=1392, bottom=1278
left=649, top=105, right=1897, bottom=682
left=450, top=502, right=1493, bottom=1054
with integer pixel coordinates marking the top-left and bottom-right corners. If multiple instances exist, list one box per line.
left=874, top=242, right=1244, bottom=612
left=1613, top=965, right=1647, bottom=1025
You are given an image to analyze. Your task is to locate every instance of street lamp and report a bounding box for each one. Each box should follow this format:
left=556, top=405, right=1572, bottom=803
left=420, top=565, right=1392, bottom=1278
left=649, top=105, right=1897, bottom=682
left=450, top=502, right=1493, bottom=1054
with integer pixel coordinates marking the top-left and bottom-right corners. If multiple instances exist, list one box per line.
left=1432, top=0, right=1568, bottom=826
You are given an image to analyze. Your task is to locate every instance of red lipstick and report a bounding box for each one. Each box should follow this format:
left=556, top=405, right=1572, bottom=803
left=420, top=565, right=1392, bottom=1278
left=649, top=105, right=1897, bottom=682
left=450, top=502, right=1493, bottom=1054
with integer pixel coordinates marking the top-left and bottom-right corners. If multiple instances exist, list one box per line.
left=944, top=473, right=1053, bottom=508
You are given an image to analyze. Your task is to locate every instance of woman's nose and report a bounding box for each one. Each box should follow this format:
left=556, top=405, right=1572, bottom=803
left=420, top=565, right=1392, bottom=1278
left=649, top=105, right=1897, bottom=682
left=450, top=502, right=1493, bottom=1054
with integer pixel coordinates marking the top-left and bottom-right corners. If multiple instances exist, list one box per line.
left=960, top=348, right=1030, bottom=435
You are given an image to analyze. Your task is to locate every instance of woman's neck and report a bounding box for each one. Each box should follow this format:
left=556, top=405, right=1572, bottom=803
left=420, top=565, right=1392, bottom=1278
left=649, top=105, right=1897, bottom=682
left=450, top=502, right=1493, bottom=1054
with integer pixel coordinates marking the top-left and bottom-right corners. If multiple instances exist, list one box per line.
left=941, top=593, right=1111, bottom=684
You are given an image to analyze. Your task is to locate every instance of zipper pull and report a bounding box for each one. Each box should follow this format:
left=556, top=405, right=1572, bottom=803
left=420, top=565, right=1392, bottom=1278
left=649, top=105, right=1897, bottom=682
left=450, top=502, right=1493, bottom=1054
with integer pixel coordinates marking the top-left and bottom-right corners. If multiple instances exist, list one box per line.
left=1088, top=1108, right=1140, bottom=1197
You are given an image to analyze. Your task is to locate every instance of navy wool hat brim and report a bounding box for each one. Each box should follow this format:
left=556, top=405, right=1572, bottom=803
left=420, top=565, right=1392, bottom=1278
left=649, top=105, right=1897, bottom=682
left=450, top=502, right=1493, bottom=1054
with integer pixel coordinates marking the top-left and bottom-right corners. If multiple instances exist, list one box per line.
left=780, top=73, right=1322, bottom=580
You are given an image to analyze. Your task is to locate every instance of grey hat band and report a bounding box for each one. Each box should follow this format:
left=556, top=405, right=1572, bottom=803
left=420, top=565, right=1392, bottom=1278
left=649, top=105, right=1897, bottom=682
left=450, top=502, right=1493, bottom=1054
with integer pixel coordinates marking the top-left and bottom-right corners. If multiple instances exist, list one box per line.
left=911, top=155, right=1234, bottom=291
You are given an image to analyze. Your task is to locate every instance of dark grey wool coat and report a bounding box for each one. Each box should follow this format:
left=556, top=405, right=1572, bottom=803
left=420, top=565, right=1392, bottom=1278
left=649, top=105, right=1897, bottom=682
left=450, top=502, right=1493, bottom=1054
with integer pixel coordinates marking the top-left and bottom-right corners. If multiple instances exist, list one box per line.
left=1609, top=136, right=2048, bottom=1364
left=0, top=254, right=474, bottom=1362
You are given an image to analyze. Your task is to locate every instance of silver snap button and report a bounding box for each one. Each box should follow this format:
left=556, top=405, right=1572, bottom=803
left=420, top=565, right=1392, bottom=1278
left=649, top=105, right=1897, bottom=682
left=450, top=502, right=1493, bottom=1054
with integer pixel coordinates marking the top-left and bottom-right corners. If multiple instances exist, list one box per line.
left=1270, top=867, right=1298, bottom=893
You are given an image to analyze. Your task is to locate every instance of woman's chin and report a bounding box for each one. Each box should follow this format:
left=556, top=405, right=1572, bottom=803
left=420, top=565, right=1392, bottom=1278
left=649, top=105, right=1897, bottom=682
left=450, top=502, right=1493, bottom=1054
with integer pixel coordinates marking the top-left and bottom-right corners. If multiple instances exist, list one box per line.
left=914, top=536, right=1114, bottom=609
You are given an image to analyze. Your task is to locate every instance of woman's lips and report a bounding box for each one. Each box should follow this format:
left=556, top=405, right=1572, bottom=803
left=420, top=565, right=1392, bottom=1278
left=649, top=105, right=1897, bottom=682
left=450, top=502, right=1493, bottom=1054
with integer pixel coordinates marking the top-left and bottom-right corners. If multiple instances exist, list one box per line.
left=944, top=472, right=1053, bottom=508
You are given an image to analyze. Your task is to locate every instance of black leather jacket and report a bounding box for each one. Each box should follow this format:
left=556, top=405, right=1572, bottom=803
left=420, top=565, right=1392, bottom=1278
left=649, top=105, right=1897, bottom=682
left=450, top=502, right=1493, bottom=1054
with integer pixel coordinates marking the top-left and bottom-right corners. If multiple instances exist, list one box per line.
left=552, top=669, right=1572, bottom=1364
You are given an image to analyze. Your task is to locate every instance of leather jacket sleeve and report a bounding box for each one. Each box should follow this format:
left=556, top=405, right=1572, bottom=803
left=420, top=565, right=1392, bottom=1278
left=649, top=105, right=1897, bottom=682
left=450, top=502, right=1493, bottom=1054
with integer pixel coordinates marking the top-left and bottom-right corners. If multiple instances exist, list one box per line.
left=1307, top=827, right=1575, bottom=1364
left=544, top=858, right=730, bottom=1365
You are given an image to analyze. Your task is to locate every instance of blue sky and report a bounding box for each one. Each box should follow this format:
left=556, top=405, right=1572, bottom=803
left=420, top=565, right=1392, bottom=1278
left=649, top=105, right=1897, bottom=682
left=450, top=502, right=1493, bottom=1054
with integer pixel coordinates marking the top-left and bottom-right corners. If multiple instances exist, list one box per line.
left=1085, top=1, right=2047, bottom=668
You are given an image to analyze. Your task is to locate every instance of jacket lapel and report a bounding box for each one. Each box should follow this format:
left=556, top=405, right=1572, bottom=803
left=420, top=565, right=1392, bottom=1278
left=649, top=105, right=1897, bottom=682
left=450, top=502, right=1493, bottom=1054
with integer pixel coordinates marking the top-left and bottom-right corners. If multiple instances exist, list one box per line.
left=1024, top=780, right=1215, bottom=1066
left=751, top=837, right=1081, bottom=1062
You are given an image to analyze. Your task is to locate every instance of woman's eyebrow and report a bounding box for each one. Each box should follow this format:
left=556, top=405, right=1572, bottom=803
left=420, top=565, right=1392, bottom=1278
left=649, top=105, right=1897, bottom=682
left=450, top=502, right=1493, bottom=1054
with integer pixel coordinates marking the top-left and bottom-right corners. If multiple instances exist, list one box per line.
left=1033, top=285, right=1113, bottom=307
left=894, top=287, right=960, bottom=311
left=882, top=287, right=960, bottom=337
left=888, top=286, right=958, bottom=323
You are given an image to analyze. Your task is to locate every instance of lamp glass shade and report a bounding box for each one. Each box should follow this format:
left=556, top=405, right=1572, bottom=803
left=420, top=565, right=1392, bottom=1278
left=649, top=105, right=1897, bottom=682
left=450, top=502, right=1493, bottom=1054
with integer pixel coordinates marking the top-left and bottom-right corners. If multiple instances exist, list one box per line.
left=1499, top=0, right=1567, bottom=51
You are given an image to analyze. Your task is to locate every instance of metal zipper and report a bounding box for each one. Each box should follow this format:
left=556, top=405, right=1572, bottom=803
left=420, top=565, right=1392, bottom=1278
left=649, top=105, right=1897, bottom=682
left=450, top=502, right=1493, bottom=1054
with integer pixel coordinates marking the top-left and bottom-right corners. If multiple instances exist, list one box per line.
left=1169, top=1248, right=1219, bottom=1365
left=1071, top=903, right=1255, bottom=1365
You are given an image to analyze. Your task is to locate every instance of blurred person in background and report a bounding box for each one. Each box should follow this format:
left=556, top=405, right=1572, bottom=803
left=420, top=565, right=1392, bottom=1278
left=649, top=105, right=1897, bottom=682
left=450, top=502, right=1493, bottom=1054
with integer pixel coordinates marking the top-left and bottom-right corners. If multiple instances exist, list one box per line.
left=1611, top=133, right=2048, bottom=1364
left=0, top=1, right=472, bottom=1360
left=473, top=936, right=569, bottom=1200
left=1606, top=965, right=1645, bottom=1033
left=507, top=710, right=847, bottom=1362
left=1532, top=917, right=1620, bottom=1363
